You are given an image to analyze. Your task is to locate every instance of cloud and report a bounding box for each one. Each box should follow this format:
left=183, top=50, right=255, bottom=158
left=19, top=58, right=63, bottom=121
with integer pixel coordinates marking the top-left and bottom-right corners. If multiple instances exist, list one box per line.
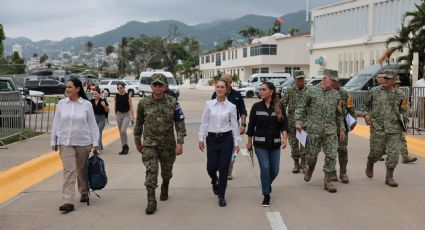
left=0, top=0, right=339, bottom=41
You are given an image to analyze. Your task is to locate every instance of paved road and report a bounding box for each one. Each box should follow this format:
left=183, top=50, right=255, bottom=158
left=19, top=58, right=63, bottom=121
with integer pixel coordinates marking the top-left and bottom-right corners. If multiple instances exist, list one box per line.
left=1, top=89, right=424, bottom=230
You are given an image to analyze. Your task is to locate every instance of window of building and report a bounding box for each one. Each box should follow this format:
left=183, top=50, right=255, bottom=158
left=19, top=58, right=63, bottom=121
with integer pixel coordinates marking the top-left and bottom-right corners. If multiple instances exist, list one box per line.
left=206, top=55, right=210, bottom=63
left=284, top=67, right=292, bottom=74
left=228, top=51, right=230, bottom=60
left=243, top=48, right=247, bottom=58
left=216, top=53, right=221, bottom=66
left=260, top=67, right=269, bottom=73
left=361, top=60, right=365, bottom=69
left=232, top=50, right=234, bottom=59
left=235, top=50, right=238, bottom=59
left=201, top=56, right=204, bottom=64
left=252, top=68, right=259, bottom=74
left=222, top=52, right=226, bottom=61
left=250, top=44, right=277, bottom=56
left=211, top=54, right=215, bottom=62
left=338, top=61, right=342, bottom=73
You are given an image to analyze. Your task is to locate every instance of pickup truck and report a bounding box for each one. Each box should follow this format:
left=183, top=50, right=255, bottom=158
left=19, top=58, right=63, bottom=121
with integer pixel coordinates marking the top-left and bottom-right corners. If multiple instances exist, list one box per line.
left=0, top=76, right=45, bottom=113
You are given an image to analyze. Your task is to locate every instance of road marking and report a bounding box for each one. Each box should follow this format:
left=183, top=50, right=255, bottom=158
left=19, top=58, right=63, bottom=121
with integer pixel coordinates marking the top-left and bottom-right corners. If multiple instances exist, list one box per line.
left=351, top=124, right=425, bottom=158
left=0, top=127, right=132, bottom=204
left=266, top=211, right=288, bottom=230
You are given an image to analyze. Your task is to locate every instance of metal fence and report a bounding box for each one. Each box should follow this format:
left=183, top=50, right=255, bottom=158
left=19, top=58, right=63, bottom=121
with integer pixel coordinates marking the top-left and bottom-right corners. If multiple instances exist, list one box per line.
left=24, top=92, right=94, bottom=134
left=412, top=87, right=425, bottom=133
left=0, top=91, right=25, bottom=145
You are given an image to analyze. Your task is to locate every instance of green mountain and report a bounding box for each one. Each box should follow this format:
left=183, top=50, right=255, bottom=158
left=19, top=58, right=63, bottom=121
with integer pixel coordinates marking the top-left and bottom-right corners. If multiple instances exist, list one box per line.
left=4, top=10, right=309, bottom=58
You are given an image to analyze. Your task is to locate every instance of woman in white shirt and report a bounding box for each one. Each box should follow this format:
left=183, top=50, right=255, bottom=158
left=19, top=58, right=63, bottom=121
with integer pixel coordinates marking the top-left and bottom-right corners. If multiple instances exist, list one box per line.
left=198, top=80, right=240, bottom=207
left=51, top=78, right=99, bottom=213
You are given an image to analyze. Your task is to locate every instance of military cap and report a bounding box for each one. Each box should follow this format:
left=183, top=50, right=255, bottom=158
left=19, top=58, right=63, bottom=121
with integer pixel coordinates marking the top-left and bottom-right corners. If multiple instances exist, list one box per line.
left=383, top=69, right=398, bottom=79
left=151, top=73, right=168, bottom=85
left=323, top=69, right=339, bottom=81
left=294, top=70, right=305, bottom=79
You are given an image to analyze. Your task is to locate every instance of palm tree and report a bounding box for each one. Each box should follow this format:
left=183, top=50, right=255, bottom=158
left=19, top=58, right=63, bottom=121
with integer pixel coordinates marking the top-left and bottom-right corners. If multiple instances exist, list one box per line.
left=385, top=1, right=425, bottom=76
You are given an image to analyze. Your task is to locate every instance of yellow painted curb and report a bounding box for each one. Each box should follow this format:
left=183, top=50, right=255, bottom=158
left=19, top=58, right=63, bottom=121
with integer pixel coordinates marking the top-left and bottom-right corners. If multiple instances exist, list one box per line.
left=352, top=124, right=425, bottom=158
left=0, top=127, right=133, bottom=204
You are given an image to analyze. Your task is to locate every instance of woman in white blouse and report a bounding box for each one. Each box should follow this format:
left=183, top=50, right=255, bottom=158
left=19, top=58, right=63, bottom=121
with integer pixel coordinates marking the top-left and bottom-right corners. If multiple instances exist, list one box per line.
left=198, top=80, right=240, bottom=207
left=51, top=78, right=99, bottom=213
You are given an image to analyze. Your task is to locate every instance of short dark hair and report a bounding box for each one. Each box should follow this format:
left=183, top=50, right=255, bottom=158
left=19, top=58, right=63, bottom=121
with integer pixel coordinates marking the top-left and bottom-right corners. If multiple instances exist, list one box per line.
left=117, top=82, right=126, bottom=88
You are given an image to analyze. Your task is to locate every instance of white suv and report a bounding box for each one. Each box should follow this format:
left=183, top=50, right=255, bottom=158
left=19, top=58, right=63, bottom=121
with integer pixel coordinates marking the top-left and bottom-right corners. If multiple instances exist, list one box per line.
left=99, top=80, right=139, bottom=97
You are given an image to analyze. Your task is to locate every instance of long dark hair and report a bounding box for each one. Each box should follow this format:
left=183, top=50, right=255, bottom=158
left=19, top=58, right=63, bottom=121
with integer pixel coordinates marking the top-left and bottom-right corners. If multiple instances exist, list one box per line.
left=68, top=78, right=88, bottom=100
left=261, top=82, right=284, bottom=121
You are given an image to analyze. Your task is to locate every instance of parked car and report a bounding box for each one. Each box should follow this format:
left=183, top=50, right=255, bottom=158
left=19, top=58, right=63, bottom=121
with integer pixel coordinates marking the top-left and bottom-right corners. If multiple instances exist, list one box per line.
left=247, top=73, right=292, bottom=88
left=255, top=79, right=286, bottom=98
left=280, top=78, right=295, bottom=97
left=343, top=64, right=410, bottom=91
left=99, top=79, right=139, bottom=97
left=139, top=71, right=179, bottom=98
left=338, top=78, right=351, bottom=87
left=237, top=86, right=256, bottom=98
left=306, top=78, right=322, bottom=86
left=24, top=79, right=66, bottom=95
left=0, top=77, right=45, bottom=113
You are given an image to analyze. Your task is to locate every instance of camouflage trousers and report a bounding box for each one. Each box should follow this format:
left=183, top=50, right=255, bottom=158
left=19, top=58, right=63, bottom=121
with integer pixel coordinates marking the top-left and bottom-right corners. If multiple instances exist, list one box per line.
left=306, top=133, right=337, bottom=173
left=141, top=146, right=176, bottom=190
left=368, top=132, right=402, bottom=169
left=337, top=132, right=349, bottom=172
left=288, top=128, right=306, bottom=160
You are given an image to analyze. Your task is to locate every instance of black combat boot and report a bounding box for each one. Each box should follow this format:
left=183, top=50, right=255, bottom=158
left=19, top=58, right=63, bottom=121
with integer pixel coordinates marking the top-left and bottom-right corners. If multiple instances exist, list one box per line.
left=145, top=190, right=157, bottom=215
left=339, top=161, right=349, bottom=184
left=120, top=145, right=129, bottom=155
left=366, top=160, right=374, bottom=178
left=160, top=181, right=169, bottom=201
left=324, top=172, right=337, bottom=193
left=292, top=159, right=300, bottom=174
left=304, top=164, right=315, bottom=182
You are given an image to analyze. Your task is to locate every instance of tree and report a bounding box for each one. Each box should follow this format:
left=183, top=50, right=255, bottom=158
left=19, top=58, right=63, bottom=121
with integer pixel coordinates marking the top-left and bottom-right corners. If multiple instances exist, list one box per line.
left=106, top=45, right=114, bottom=56
left=86, top=41, right=94, bottom=52
left=0, top=24, right=5, bottom=57
left=385, top=1, right=425, bottom=77
left=239, top=26, right=264, bottom=43
left=40, top=54, right=48, bottom=63
left=288, top=27, right=299, bottom=36
left=127, top=35, right=163, bottom=74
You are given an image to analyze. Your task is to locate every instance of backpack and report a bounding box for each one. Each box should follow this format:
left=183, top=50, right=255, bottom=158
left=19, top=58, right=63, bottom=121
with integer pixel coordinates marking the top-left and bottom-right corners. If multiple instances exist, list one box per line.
left=87, top=154, right=108, bottom=191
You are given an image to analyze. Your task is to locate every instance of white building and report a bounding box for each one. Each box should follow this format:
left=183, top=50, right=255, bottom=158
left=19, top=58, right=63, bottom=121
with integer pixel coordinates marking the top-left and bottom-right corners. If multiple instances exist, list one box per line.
left=12, top=44, right=23, bottom=58
left=199, top=33, right=311, bottom=82
left=310, top=0, right=421, bottom=78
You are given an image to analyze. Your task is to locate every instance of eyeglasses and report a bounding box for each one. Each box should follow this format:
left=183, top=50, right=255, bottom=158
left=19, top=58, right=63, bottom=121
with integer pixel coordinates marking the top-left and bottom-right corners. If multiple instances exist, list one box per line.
left=151, top=83, right=164, bottom=88
left=215, top=85, right=226, bottom=89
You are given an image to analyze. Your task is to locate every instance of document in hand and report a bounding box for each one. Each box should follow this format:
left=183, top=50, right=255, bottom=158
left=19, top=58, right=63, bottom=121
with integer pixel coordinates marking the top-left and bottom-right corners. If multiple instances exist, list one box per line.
left=345, top=114, right=357, bottom=131
left=231, top=151, right=238, bottom=163
left=296, top=130, right=308, bottom=147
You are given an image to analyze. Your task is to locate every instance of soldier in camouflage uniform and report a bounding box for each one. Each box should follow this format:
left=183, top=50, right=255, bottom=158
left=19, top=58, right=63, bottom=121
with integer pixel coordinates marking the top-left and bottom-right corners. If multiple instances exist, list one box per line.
left=331, top=80, right=356, bottom=183
left=295, top=69, right=346, bottom=193
left=362, top=70, right=408, bottom=187
left=134, top=74, right=187, bottom=214
left=394, top=76, right=417, bottom=164
left=282, top=70, right=308, bottom=174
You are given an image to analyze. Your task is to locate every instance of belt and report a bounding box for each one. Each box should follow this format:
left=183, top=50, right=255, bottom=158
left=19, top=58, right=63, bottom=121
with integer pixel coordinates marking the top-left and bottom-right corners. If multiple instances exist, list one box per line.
left=208, top=131, right=232, bottom=138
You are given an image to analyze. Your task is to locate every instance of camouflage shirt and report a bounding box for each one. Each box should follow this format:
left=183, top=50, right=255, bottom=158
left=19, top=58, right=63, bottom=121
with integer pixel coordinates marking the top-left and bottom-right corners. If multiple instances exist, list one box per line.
left=295, top=84, right=345, bottom=135
left=337, top=88, right=356, bottom=132
left=361, top=86, right=408, bottom=134
left=134, top=94, right=186, bottom=147
left=282, top=84, right=309, bottom=128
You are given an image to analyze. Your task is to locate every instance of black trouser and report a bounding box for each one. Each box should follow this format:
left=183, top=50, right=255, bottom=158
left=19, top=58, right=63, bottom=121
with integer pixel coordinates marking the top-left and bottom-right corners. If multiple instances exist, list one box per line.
left=206, top=131, right=234, bottom=199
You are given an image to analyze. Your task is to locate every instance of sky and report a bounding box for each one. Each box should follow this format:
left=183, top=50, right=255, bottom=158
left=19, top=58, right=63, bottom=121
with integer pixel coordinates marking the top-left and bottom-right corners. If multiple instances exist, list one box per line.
left=1, top=0, right=340, bottom=41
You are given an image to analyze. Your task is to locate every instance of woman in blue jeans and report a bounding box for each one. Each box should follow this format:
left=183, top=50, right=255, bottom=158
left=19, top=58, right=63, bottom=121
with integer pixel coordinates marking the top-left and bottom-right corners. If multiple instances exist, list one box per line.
left=90, top=87, right=109, bottom=153
left=246, top=82, right=288, bottom=207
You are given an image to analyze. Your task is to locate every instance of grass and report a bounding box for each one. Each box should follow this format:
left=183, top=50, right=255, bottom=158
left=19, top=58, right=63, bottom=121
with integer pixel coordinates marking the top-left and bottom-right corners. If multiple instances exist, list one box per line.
left=0, top=130, right=43, bottom=146
left=43, top=97, right=61, bottom=104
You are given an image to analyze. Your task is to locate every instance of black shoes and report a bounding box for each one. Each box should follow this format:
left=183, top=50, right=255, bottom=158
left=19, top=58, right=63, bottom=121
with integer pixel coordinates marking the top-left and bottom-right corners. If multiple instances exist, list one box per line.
left=262, top=195, right=270, bottom=207
left=218, top=198, right=226, bottom=207
left=59, top=203, right=74, bottom=213
left=212, top=184, right=218, bottom=195
left=119, top=145, right=129, bottom=155
left=80, top=194, right=89, bottom=203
